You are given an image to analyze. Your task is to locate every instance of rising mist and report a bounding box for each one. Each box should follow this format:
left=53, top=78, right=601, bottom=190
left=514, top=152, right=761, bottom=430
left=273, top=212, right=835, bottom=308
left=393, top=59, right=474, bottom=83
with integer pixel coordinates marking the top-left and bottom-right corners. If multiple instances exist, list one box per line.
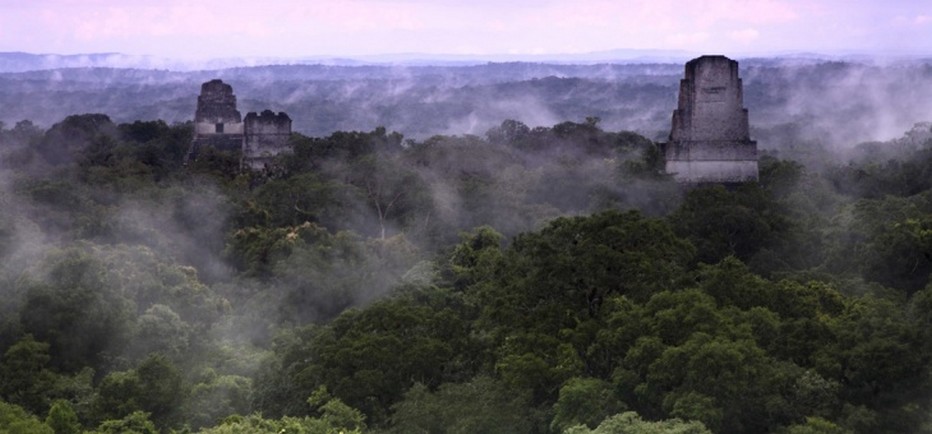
left=2, top=52, right=932, bottom=433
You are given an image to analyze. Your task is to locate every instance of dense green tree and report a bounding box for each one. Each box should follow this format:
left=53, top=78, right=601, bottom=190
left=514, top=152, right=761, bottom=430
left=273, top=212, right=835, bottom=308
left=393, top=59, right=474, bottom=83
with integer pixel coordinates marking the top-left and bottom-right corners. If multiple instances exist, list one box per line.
left=38, top=113, right=117, bottom=166
left=45, top=400, right=80, bottom=434
left=467, top=211, right=696, bottom=406
left=388, top=376, right=532, bottom=434
left=7, top=119, right=43, bottom=146
left=253, top=223, right=420, bottom=322
left=485, top=119, right=531, bottom=144
left=186, top=147, right=241, bottom=179
left=825, top=295, right=928, bottom=432
left=349, top=154, right=432, bottom=240
left=132, top=304, right=191, bottom=360
left=306, top=386, right=367, bottom=432
left=817, top=192, right=932, bottom=292
left=13, top=177, right=108, bottom=239
left=0, top=400, right=53, bottom=434
left=186, top=371, right=252, bottom=430
left=119, top=120, right=171, bottom=145
left=17, top=248, right=135, bottom=372
left=13, top=241, right=227, bottom=383
left=482, top=210, right=694, bottom=330
left=92, top=354, right=184, bottom=428
left=135, top=354, right=184, bottom=426
left=92, top=370, right=144, bottom=423
left=247, top=173, right=363, bottom=231
left=438, top=225, right=503, bottom=291
left=90, top=411, right=158, bottom=434
left=551, top=377, right=626, bottom=432
left=669, top=184, right=788, bottom=265
left=640, top=332, right=793, bottom=433
left=254, top=286, right=480, bottom=425
left=564, top=411, right=711, bottom=434
left=780, top=417, right=851, bottom=434
left=0, top=335, right=57, bottom=414
left=195, top=412, right=365, bottom=434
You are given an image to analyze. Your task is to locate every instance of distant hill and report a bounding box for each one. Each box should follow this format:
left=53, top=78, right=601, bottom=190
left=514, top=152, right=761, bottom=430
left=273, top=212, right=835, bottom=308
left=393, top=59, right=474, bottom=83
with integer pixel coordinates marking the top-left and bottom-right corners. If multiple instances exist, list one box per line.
left=5, top=50, right=930, bottom=73
left=0, top=49, right=698, bottom=73
left=0, top=52, right=163, bottom=72
left=1, top=56, right=931, bottom=154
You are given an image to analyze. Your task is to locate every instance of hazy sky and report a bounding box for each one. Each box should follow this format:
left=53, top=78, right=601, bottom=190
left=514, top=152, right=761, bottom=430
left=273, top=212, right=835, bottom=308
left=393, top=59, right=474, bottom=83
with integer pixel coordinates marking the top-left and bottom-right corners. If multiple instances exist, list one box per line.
left=1, top=0, right=930, bottom=58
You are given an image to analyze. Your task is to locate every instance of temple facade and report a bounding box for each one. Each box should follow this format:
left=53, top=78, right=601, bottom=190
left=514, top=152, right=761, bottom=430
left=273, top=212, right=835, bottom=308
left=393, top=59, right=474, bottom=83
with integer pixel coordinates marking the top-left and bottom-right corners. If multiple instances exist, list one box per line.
left=663, top=55, right=758, bottom=183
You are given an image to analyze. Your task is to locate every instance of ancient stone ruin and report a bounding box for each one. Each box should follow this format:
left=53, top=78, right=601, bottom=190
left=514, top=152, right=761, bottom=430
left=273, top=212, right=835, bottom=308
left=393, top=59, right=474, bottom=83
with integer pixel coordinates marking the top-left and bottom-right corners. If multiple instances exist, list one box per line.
left=186, top=79, right=292, bottom=169
left=663, top=55, right=758, bottom=183
left=190, top=79, right=244, bottom=154
left=244, top=110, right=292, bottom=169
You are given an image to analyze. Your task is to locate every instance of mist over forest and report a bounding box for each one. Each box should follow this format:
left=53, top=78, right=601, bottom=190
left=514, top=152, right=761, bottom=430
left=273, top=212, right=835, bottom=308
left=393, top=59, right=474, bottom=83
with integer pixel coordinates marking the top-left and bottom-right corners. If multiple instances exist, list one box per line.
left=3, top=55, right=932, bottom=149
left=2, top=53, right=932, bottom=434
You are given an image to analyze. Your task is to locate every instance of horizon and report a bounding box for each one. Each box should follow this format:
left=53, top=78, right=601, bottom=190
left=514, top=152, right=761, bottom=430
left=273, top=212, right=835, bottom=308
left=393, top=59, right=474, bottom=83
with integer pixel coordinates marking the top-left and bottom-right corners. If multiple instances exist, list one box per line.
left=2, top=48, right=930, bottom=74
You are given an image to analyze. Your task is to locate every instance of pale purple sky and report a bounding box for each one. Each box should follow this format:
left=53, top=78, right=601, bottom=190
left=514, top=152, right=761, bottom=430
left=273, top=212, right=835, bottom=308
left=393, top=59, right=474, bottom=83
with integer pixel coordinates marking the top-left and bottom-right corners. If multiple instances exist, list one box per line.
left=1, top=0, right=930, bottom=58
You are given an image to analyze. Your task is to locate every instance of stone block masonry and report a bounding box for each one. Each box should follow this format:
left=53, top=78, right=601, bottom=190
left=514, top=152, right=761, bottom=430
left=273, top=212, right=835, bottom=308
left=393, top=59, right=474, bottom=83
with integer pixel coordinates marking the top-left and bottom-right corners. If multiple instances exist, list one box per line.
left=194, top=79, right=243, bottom=135
left=664, top=55, right=758, bottom=183
left=243, top=110, right=292, bottom=170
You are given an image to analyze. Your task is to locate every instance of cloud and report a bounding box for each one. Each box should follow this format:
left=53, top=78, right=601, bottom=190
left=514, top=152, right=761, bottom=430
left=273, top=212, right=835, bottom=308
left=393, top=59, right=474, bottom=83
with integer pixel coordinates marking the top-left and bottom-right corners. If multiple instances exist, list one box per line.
left=289, top=2, right=429, bottom=33
left=1, top=0, right=930, bottom=58
left=666, top=32, right=712, bottom=47
left=729, top=28, right=761, bottom=44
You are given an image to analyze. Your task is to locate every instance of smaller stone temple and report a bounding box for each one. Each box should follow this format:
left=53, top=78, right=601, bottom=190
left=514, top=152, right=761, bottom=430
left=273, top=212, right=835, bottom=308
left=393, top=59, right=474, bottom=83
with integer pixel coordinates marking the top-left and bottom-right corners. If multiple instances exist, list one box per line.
left=663, top=55, right=758, bottom=183
left=244, top=110, right=292, bottom=169
left=186, top=79, right=292, bottom=169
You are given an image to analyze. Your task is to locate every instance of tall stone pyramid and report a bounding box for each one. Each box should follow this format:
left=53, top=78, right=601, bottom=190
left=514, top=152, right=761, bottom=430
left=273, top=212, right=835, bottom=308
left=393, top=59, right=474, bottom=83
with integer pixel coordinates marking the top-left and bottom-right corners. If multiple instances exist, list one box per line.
left=664, top=55, right=758, bottom=183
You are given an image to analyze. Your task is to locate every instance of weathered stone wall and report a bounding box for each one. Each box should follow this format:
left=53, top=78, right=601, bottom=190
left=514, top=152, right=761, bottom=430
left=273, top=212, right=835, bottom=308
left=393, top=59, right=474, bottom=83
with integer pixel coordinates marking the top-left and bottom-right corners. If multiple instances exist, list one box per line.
left=243, top=110, right=292, bottom=169
left=195, top=79, right=242, bottom=124
left=195, top=121, right=243, bottom=135
left=664, top=55, right=758, bottom=183
left=670, top=56, right=750, bottom=142
left=664, top=141, right=757, bottom=161
left=194, top=79, right=243, bottom=136
left=187, top=79, right=245, bottom=163
left=666, top=160, right=759, bottom=183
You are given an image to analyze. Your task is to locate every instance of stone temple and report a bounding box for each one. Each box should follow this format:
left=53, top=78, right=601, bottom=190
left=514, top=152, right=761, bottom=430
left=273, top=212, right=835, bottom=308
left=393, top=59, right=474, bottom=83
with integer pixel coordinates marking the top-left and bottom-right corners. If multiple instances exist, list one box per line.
left=663, top=55, right=758, bottom=183
left=186, top=79, right=292, bottom=169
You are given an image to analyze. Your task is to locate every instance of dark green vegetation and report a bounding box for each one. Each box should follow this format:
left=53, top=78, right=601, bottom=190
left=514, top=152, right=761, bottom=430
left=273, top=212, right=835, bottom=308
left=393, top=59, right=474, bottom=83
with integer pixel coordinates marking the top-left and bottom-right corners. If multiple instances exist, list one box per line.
left=1, top=111, right=932, bottom=433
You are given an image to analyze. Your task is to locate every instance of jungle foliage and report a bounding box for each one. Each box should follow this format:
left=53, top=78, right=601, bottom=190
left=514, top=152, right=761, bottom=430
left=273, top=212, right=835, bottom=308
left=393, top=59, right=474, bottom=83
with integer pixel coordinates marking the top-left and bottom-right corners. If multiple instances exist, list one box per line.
left=1, top=113, right=931, bottom=433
